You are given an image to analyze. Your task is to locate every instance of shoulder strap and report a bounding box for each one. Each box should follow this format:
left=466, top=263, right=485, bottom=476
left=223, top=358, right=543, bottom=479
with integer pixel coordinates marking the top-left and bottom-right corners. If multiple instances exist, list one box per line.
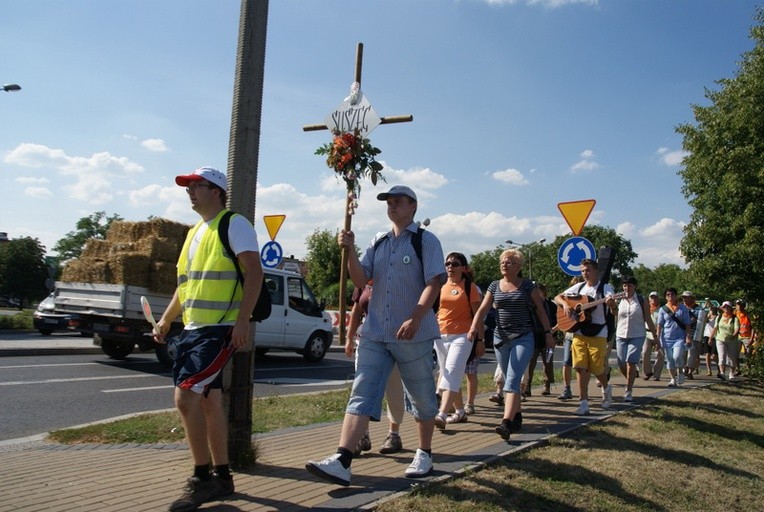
left=411, top=227, right=424, bottom=264
left=218, top=211, right=243, bottom=284
left=372, top=232, right=388, bottom=252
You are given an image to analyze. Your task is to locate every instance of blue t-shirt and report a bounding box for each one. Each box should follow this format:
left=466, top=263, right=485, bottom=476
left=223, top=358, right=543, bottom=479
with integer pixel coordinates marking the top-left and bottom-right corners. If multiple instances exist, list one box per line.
left=657, top=303, right=691, bottom=341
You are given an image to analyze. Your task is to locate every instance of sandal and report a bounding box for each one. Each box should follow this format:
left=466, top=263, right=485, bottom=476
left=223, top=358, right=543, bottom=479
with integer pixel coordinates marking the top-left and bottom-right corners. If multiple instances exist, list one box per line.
left=446, top=410, right=468, bottom=424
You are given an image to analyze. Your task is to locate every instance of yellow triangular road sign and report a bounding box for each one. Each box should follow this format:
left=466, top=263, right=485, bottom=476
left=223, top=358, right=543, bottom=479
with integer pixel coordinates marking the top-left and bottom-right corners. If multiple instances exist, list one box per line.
left=263, top=215, right=286, bottom=241
left=557, top=200, right=596, bottom=236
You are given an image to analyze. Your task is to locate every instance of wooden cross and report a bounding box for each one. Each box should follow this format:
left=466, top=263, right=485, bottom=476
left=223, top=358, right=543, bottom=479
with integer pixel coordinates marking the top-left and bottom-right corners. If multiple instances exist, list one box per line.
left=303, top=42, right=413, bottom=347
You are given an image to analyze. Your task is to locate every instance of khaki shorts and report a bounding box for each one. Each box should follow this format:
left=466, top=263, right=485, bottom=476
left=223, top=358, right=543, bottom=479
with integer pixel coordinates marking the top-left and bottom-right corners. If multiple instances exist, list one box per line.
left=571, top=333, right=608, bottom=375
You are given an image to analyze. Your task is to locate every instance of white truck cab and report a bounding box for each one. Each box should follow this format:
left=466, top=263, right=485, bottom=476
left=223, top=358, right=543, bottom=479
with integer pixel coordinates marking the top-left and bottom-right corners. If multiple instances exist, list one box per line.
left=254, top=268, right=333, bottom=361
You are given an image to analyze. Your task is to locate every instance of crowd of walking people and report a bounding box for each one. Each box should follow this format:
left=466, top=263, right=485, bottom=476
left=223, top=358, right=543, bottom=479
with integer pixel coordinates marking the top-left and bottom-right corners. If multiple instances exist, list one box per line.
left=304, top=184, right=758, bottom=492
left=154, top=173, right=755, bottom=511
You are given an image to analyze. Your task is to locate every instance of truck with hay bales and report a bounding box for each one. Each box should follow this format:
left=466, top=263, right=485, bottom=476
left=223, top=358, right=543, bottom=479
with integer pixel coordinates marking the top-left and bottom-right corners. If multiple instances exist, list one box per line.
left=53, top=218, right=191, bottom=361
left=52, top=217, right=335, bottom=363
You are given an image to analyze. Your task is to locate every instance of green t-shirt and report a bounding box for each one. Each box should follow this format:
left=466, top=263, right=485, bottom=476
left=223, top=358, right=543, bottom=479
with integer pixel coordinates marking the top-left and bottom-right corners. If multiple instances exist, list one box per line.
left=714, top=315, right=739, bottom=342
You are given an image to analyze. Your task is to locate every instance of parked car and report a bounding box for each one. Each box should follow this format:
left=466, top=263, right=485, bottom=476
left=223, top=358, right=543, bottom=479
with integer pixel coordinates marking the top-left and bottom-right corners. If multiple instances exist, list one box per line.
left=33, top=293, right=90, bottom=336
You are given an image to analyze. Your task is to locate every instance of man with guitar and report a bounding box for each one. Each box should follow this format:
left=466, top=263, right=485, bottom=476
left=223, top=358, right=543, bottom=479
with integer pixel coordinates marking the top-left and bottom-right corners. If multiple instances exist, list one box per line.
left=554, top=259, right=617, bottom=416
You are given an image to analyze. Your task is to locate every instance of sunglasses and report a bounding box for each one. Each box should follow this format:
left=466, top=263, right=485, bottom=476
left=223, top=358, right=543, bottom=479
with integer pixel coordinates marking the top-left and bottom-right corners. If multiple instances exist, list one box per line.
left=445, top=261, right=462, bottom=268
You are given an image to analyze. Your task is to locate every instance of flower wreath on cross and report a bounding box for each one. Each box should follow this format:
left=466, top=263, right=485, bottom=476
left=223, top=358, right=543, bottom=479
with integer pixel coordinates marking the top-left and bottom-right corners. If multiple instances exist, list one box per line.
left=315, top=129, right=385, bottom=215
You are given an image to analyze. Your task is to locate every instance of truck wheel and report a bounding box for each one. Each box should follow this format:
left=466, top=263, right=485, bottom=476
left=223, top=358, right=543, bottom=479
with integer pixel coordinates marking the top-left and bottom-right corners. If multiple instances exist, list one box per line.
left=98, top=335, right=134, bottom=359
left=302, top=332, right=329, bottom=362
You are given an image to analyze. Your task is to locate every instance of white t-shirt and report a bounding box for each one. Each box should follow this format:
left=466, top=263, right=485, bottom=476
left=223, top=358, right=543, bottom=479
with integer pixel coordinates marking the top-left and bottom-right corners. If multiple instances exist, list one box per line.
left=563, top=281, right=614, bottom=338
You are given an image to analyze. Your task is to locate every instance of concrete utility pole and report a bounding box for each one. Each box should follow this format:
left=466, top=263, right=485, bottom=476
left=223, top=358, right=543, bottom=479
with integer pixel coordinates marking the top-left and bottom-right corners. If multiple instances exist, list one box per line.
left=224, top=0, right=269, bottom=466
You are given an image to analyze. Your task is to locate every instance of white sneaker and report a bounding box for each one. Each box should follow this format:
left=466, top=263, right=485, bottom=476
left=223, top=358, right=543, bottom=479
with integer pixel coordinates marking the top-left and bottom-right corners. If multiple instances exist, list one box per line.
left=575, top=399, right=590, bottom=416
left=306, top=454, right=351, bottom=486
left=601, top=384, right=613, bottom=409
left=668, top=378, right=677, bottom=388
left=677, top=373, right=685, bottom=385
left=404, top=448, right=433, bottom=478
left=623, top=390, right=633, bottom=402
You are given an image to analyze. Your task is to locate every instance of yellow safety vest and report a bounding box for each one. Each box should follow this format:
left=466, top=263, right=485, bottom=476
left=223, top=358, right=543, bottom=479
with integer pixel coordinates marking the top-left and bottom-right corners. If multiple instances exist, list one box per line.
left=177, top=210, right=240, bottom=325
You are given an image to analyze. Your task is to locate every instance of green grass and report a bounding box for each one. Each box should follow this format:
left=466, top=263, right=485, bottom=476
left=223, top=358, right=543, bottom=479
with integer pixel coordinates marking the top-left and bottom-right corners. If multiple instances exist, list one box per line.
left=0, top=309, right=34, bottom=330
left=376, top=381, right=764, bottom=512
left=47, top=370, right=515, bottom=444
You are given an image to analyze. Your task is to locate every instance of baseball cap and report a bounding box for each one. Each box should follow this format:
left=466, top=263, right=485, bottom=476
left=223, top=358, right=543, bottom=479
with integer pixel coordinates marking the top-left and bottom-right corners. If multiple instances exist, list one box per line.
left=175, top=166, right=228, bottom=192
left=377, top=185, right=417, bottom=202
left=681, top=290, right=694, bottom=297
left=736, top=299, right=746, bottom=307
left=721, top=300, right=733, bottom=308
left=649, top=291, right=658, bottom=297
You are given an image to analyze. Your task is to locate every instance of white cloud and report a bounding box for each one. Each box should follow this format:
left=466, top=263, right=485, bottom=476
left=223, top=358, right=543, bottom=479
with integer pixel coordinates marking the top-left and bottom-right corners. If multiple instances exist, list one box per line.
left=656, top=147, right=688, bottom=167
left=570, top=149, right=601, bottom=173
left=16, top=176, right=49, bottom=184
left=492, top=168, right=529, bottom=186
left=616, top=221, right=635, bottom=237
left=24, top=187, right=53, bottom=198
left=640, top=217, right=685, bottom=239
left=141, top=138, right=170, bottom=152
left=4, top=143, right=144, bottom=205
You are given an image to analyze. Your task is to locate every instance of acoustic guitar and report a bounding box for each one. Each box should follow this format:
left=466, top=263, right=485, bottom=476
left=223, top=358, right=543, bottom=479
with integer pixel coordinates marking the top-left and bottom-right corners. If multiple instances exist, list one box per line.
left=556, top=292, right=627, bottom=333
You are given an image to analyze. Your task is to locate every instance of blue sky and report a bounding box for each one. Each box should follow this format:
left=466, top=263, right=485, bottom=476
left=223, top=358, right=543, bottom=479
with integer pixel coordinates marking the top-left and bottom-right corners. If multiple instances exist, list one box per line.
left=1, top=0, right=760, bottom=269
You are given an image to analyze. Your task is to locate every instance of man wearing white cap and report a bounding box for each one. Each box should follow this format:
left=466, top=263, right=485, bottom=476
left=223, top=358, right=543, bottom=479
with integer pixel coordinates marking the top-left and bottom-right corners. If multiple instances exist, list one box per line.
left=307, top=185, right=446, bottom=485
left=154, top=166, right=264, bottom=512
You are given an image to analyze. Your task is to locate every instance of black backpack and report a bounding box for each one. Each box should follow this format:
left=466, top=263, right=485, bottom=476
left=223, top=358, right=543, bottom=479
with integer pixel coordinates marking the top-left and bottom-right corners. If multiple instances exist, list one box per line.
left=218, top=211, right=272, bottom=322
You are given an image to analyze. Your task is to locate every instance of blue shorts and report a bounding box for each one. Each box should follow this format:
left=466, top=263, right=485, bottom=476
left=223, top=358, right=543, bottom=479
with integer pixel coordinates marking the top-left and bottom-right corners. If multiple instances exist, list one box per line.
left=348, top=336, right=438, bottom=422
left=169, top=325, right=235, bottom=395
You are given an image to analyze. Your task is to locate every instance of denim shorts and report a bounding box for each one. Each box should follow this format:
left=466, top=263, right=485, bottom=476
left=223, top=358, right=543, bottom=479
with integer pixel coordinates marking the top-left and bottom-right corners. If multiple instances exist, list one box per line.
left=616, top=336, right=645, bottom=365
left=169, top=325, right=235, bottom=394
left=347, top=336, right=438, bottom=421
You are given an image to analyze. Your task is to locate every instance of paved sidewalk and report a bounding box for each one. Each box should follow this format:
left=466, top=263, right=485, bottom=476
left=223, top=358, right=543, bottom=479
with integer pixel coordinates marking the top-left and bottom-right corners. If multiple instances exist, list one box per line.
left=0, top=369, right=712, bottom=512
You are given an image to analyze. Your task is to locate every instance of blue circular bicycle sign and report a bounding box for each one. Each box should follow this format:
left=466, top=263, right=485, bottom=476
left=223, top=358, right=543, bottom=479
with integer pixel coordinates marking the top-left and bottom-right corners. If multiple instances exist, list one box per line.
left=557, top=236, right=596, bottom=276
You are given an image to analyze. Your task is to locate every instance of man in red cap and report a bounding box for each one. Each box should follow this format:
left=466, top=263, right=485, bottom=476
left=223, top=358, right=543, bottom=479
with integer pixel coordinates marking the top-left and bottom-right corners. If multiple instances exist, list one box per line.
left=154, top=166, right=264, bottom=512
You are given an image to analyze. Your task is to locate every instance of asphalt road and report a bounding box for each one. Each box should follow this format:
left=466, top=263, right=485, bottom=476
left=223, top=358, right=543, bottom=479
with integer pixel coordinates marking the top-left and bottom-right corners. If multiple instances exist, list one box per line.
left=0, top=331, right=359, bottom=441
left=0, top=330, right=507, bottom=443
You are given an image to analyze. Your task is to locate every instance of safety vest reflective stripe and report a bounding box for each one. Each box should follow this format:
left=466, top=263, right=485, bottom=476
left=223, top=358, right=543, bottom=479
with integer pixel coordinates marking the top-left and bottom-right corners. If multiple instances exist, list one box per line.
left=186, top=270, right=239, bottom=281
left=181, top=298, right=241, bottom=312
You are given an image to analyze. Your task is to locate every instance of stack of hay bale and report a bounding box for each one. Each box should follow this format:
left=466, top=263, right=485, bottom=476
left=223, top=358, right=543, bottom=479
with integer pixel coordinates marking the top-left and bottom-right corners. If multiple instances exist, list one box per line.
left=61, top=218, right=190, bottom=295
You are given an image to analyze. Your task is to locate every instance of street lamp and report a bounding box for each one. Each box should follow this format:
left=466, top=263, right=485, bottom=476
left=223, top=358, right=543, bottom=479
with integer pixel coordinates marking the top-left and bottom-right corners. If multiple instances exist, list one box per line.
left=504, top=238, right=546, bottom=280
left=2, top=84, right=21, bottom=92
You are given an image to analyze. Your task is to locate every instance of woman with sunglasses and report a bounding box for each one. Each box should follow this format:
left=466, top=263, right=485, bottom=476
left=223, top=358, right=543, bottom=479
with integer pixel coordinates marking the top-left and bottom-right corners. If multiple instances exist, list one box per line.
left=433, top=252, right=482, bottom=429
left=469, top=249, right=554, bottom=440
left=656, top=287, right=692, bottom=387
